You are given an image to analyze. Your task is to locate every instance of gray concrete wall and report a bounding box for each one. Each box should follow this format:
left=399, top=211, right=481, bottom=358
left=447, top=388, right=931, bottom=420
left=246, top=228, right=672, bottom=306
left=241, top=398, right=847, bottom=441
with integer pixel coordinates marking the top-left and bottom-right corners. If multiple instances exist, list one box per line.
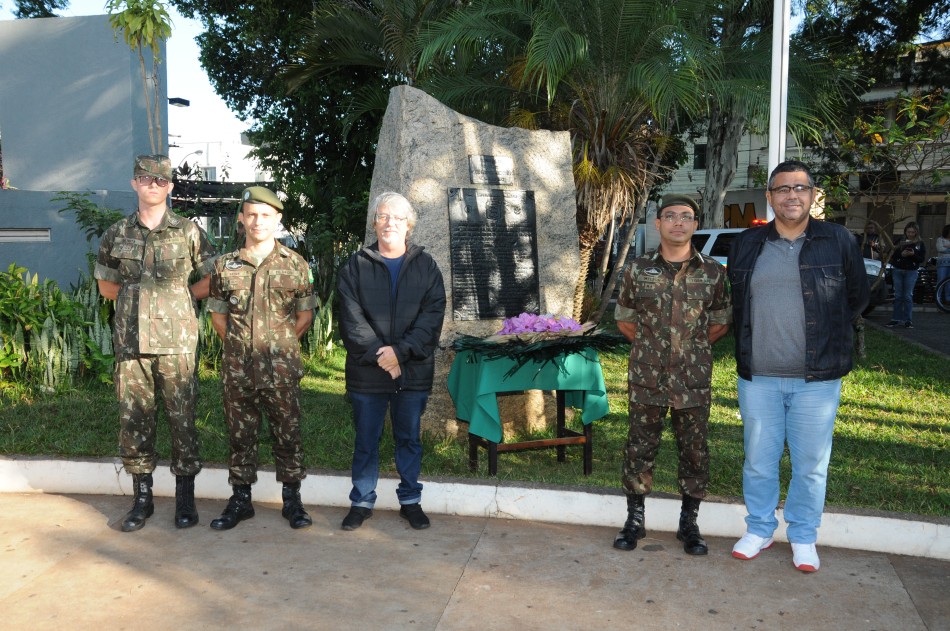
left=0, top=190, right=135, bottom=289
left=0, top=14, right=165, bottom=192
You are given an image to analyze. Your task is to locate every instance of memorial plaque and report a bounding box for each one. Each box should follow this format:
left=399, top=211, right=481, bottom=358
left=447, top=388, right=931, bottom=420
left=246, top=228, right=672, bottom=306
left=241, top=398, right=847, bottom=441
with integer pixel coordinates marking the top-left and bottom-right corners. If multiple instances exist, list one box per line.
left=448, top=188, right=540, bottom=320
left=469, top=155, right=514, bottom=185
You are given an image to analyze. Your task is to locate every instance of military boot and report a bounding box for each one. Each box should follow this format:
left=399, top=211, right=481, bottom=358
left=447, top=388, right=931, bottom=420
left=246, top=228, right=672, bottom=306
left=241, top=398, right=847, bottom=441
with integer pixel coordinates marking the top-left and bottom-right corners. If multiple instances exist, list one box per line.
left=210, top=485, right=254, bottom=531
left=121, top=473, right=154, bottom=532
left=174, top=475, right=199, bottom=529
left=613, top=493, right=646, bottom=551
left=676, top=495, right=708, bottom=555
left=281, top=482, right=313, bottom=529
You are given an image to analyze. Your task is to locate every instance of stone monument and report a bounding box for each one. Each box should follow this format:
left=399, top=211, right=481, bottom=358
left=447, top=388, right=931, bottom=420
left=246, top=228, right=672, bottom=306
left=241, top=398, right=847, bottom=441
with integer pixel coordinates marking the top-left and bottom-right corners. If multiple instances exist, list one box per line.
left=365, top=85, right=580, bottom=438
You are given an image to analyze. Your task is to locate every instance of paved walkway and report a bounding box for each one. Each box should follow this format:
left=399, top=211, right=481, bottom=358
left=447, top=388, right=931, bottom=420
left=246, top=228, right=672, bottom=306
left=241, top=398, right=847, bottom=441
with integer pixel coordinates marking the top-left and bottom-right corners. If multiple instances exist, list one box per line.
left=864, top=304, right=950, bottom=358
left=1, top=302, right=946, bottom=630
left=1, top=492, right=948, bottom=631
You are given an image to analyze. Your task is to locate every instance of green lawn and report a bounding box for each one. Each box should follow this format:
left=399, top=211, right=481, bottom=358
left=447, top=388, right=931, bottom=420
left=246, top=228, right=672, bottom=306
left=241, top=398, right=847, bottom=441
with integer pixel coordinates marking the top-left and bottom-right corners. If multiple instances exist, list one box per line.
left=1, top=328, right=947, bottom=517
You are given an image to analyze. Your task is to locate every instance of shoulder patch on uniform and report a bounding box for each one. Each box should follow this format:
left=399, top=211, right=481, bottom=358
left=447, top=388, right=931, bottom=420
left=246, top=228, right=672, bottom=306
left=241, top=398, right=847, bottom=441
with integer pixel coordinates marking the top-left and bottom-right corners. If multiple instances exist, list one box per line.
left=643, top=266, right=663, bottom=276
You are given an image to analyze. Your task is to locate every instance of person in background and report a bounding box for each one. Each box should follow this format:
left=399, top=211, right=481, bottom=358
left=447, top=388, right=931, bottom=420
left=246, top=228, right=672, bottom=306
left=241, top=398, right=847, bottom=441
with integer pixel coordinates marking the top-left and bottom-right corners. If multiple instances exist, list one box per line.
left=886, top=222, right=926, bottom=329
left=337, top=192, right=446, bottom=532
left=95, top=154, right=216, bottom=532
left=206, top=186, right=317, bottom=531
left=727, top=160, right=868, bottom=573
left=860, top=222, right=882, bottom=260
left=612, top=194, right=731, bottom=556
left=936, top=224, right=950, bottom=304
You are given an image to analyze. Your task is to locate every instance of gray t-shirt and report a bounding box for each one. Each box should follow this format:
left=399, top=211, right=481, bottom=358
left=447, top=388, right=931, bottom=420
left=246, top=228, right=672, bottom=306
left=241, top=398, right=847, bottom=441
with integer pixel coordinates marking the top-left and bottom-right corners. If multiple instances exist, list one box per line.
left=750, top=233, right=806, bottom=377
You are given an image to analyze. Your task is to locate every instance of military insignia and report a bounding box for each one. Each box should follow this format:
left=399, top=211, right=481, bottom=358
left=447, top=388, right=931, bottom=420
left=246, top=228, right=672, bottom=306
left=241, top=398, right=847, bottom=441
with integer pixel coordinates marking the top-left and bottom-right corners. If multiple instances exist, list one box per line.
left=644, top=266, right=662, bottom=276
left=229, top=296, right=239, bottom=305
left=243, top=190, right=251, bottom=200
left=225, top=260, right=243, bottom=270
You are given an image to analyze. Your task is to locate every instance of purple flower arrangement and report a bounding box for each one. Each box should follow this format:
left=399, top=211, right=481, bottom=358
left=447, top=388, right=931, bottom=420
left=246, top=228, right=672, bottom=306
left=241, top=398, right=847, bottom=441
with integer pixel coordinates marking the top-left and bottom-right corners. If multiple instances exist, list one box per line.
left=497, top=312, right=583, bottom=336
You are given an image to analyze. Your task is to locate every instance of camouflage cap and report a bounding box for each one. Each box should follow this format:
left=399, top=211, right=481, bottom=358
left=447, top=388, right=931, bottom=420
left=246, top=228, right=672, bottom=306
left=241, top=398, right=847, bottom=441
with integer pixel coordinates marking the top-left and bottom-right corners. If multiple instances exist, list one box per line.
left=134, top=154, right=173, bottom=180
left=241, top=186, right=284, bottom=211
left=658, top=194, right=700, bottom=217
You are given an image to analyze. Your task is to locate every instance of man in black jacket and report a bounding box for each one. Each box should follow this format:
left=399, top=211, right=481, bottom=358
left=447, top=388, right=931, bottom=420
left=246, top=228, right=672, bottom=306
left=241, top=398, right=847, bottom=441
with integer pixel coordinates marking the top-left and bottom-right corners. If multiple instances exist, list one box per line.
left=337, top=192, right=446, bottom=531
left=727, top=161, right=868, bottom=573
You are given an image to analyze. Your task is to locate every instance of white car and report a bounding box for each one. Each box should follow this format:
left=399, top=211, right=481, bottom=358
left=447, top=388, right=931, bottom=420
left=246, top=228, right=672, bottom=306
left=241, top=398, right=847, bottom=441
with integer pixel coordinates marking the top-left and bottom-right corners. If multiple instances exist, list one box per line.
left=691, top=228, right=887, bottom=312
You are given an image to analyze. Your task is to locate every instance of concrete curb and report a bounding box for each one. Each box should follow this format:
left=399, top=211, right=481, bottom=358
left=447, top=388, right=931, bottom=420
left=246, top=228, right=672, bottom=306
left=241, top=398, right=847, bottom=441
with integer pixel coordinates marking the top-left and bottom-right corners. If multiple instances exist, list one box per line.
left=2, top=455, right=947, bottom=560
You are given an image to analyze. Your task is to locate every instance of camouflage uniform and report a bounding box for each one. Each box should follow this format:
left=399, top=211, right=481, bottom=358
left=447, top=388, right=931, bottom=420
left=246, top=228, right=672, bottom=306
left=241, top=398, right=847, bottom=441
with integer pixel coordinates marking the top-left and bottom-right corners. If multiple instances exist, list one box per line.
left=207, top=242, right=317, bottom=486
left=95, top=210, right=217, bottom=476
left=614, top=247, right=731, bottom=498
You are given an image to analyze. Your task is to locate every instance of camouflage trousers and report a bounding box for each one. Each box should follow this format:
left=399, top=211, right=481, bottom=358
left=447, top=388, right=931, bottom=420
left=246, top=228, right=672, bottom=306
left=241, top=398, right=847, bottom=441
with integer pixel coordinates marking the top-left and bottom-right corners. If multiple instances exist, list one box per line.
left=622, top=403, right=710, bottom=499
left=223, top=381, right=306, bottom=486
left=115, top=354, right=201, bottom=476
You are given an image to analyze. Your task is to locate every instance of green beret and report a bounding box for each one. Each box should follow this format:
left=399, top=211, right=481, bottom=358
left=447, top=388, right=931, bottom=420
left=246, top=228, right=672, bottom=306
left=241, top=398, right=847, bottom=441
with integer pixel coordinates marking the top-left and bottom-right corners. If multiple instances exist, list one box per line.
left=134, top=154, right=172, bottom=180
left=241, top=186, right=284, bottom=211
left=658, top=194, right=700, bottom=217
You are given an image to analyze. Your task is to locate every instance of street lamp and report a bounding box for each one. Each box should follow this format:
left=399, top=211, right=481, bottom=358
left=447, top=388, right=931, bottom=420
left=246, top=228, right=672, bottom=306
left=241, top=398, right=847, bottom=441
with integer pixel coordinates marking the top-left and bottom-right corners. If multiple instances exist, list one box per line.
left=168, top=97, right=191, bottom=107
left=176, top=150, right=204, bottom=180
left=178, top=150, right=204, bottom=169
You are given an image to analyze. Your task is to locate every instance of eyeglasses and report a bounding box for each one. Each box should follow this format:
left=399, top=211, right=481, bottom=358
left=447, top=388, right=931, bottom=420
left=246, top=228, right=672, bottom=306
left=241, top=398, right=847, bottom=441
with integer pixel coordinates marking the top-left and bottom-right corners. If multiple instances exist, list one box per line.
left=660, top=212, right=697, bottom=223
left=135, top=175, right=170, bottom=187
left=768, top=184, right=814, bottom=196
left=375, top=214, right=408, bottom=225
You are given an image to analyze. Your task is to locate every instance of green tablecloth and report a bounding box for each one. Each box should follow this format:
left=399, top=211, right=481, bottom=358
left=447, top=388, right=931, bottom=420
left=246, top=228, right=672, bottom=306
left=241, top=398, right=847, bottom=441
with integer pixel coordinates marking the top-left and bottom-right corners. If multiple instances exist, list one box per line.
left=447, top=348, right=610, bottom=443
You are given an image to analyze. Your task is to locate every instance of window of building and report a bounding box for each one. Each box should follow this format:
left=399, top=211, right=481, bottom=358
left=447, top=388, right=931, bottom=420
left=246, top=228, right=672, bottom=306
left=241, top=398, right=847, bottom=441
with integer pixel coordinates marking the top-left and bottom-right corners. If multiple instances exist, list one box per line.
left=693, top=144, right=707, bottom=170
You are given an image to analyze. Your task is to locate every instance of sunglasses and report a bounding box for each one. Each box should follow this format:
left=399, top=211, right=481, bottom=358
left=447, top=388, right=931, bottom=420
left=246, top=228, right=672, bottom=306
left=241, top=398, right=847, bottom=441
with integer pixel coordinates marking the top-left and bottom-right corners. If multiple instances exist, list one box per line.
left=135, top=175, right=170, bottom=187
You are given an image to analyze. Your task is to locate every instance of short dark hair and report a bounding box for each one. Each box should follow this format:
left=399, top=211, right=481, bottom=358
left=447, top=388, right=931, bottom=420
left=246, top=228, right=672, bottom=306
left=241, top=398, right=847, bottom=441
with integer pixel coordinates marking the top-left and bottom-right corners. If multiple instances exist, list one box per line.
left=942, top=224, right=950, bottom=239
left=767, top=160, right=814, bottom=189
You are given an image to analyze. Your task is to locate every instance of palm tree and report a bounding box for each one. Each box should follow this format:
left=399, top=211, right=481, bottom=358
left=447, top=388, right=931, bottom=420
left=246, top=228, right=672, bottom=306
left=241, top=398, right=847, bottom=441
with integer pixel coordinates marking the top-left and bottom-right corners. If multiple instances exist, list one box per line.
left=421, top=0, right=714, bottom=320
left=289, top=0, right=717, bottom=321
left=695, top=0, right=859, bottom=229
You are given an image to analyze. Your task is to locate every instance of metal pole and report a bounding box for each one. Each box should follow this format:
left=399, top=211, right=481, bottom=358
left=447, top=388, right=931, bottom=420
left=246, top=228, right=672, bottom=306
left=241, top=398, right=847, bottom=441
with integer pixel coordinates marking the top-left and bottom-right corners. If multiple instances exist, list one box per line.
left=766, top=0, right=791, bottom=220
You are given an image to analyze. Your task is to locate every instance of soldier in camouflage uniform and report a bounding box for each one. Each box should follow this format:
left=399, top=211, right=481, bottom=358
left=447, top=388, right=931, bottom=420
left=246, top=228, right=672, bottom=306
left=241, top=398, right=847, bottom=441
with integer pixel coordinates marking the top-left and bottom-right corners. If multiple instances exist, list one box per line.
left=206, top=186, right=317, bottom=530
left=95, top=155, right=217, bottom=532
left=613, top=194, right=731, bottom=555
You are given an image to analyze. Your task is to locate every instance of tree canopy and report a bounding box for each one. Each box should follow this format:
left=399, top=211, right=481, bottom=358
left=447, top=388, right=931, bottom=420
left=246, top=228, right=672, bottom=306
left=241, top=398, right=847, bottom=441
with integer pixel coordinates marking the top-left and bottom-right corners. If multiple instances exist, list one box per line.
left=4, top=0, right=67, bottom=18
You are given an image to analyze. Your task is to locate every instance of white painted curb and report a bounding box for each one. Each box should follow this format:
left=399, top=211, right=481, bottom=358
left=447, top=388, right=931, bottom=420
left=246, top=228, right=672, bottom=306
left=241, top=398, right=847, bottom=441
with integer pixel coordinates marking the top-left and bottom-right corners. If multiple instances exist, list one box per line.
left=1, top=456, right=946, bottom=560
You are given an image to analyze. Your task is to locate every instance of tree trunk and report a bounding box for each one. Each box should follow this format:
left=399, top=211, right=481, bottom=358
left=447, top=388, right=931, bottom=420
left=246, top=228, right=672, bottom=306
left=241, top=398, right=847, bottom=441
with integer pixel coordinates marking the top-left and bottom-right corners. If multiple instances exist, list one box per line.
left=701, top=104, right=745, bottom=229
left=136, top=45, right=156, bottom=154
left=591, top=216, right=616, bottom=297
left=592, top=209, right=642, bottom=323
left=572, top=244, right=594, bottom=322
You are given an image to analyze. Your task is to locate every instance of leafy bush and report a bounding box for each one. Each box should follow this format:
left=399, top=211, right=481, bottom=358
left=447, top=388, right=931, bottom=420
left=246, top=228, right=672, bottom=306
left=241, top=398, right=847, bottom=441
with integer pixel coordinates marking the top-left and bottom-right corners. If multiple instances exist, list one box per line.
left=0, top=264, right=113, bottom=389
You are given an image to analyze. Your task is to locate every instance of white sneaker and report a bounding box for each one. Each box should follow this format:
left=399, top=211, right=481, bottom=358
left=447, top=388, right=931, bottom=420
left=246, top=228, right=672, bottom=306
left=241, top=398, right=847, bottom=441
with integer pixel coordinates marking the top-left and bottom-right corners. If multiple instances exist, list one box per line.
left=791, top=542, right=820, bottom=572
left=732, top=532, right=774, bottom=560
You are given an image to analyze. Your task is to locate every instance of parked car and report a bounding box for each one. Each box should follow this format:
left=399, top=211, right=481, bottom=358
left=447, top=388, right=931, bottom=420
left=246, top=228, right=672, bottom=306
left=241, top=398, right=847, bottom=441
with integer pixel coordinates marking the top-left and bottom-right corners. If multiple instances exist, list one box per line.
left=692, top=228, right=887, bottom=314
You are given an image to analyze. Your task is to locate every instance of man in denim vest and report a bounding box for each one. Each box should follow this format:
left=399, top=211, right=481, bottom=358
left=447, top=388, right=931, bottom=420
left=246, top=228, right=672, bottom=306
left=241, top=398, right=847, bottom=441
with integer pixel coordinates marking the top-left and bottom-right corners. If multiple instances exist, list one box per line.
left=728, top=161, right=868, bottom=572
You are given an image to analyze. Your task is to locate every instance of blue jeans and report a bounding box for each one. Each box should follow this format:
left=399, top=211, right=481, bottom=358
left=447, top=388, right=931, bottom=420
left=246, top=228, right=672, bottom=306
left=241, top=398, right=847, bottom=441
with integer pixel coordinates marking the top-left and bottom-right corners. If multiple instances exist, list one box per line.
left=937, top=259, right=950, bottom=302
left=737, top=376, right=842, bottom=544
left=891, top=268, right=918, bottom=322
left=348, top=390, right=428, bottom=508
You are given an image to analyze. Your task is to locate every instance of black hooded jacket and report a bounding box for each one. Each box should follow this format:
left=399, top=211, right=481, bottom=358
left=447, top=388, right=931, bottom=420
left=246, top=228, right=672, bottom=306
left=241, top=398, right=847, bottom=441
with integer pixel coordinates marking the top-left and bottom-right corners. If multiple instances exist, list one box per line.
left=337, top=242, right=446, bottom=393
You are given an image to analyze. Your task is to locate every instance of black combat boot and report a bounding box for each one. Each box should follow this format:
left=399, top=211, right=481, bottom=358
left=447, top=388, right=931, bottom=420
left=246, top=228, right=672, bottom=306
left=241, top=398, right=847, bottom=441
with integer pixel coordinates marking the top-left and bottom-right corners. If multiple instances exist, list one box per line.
left=121, top=473, right=154, bottom=532
left=281, top=482, right=313, bottom=529
left=174, top=475, right=199, bottom=529
left=613, top=493, right=646, bottom=551
left=210, top=484, right=255, bottom=531
left=676, top=495, right=708, bottom=555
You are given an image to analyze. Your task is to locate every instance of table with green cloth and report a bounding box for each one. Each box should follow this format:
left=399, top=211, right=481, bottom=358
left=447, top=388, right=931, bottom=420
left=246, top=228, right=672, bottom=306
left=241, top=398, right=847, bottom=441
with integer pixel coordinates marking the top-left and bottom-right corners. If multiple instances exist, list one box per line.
left=447, top=348, right=610, bottom=475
